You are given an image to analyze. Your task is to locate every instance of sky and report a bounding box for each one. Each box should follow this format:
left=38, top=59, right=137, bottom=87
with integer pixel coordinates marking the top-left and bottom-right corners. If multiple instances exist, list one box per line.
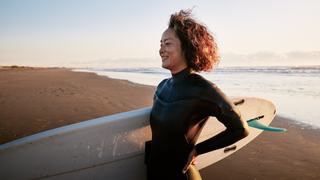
left=0, top=0, right=319, bottom=68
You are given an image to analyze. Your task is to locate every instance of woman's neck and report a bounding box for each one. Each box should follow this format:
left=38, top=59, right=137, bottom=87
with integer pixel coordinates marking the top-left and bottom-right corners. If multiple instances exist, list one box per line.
left=171, top=67, right=192, bottom=83
left=169, top=63, right=188, bottom=74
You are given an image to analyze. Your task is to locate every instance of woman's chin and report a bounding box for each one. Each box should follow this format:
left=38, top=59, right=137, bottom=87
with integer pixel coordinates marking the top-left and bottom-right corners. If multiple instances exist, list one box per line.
left=161, top=63, right=169, bottom=70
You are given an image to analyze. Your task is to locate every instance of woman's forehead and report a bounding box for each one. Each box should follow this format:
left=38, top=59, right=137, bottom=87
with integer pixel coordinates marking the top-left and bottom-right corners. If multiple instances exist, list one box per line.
left=161, top=28, right=178, bottom=42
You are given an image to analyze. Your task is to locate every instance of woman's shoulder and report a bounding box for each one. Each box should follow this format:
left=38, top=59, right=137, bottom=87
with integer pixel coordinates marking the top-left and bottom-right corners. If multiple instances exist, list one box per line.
left=186, top=73, right=232, bottom=106
left=188, top=73, right=242, bottom=119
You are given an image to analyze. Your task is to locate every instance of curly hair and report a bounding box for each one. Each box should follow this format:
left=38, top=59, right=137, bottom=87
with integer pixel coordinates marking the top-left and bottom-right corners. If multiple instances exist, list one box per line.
left=169, top=9, right=220, bottom=72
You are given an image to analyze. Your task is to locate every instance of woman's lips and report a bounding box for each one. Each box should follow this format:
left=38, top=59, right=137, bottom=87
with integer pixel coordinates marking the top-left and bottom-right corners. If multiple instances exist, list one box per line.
left=161, top=56, right=168, bottom=61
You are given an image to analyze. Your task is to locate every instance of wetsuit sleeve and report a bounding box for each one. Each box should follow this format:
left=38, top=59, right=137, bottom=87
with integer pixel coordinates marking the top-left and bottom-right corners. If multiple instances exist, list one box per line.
left=195, top=102, right=249, bottom=155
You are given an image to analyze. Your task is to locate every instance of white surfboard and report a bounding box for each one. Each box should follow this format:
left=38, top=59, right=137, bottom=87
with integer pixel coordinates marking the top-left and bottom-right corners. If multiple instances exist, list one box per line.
left=0, top=97, right=280, bottom=180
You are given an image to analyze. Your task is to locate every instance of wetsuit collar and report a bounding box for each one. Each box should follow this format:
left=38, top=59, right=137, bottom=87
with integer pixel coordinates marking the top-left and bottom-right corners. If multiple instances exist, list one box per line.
left=168, top=67, right=193, bottom=88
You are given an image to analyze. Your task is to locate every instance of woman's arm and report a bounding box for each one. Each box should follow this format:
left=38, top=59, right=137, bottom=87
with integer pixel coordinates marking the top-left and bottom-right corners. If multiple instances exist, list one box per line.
left=182, top=105, right=249, bottom=173
left=195, top=113, right=249, bottom=155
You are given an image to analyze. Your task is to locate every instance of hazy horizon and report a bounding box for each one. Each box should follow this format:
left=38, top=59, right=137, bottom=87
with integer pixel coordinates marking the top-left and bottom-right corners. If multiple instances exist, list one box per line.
left=1, top=0, right=319, bottom=68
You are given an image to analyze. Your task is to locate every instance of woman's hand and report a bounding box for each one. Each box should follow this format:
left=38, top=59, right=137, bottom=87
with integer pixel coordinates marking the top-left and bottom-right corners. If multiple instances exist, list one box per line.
left=182, top=147, right=199, bottom=174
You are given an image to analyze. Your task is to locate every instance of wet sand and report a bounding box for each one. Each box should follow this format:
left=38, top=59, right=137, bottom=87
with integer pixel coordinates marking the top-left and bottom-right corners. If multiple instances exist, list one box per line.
left=0, top=68, right=319, bottom=179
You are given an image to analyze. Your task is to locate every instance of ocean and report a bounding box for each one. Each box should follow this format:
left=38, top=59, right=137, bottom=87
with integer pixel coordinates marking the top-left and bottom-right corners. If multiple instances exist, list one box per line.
left=73, top=66, right=320, bottom=129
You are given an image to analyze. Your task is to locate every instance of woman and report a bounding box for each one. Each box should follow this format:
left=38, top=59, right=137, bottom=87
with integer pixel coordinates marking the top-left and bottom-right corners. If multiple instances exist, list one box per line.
left=147, top=9, right=249, bottom=180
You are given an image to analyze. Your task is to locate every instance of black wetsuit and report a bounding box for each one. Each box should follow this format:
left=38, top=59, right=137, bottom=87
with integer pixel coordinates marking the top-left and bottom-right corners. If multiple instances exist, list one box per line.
left=147, top=68, right=248, bottom=180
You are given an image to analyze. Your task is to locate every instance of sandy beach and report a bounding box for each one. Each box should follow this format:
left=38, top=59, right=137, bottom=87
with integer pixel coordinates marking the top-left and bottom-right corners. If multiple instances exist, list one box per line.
left=0, top=68, right=319, bottom=179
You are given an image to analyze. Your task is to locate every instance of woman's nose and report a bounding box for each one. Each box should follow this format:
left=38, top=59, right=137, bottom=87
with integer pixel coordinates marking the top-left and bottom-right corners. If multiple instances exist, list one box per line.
left=159, top=45, right=165, bottom=54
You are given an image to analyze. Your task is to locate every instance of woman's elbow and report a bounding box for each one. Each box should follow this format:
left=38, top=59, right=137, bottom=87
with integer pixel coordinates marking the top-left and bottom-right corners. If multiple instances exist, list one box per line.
left=242, top=125, right=250, bottom=138
left=239, top=119, right=250, bottom=139
left=233, top=125, right=250, bottom=140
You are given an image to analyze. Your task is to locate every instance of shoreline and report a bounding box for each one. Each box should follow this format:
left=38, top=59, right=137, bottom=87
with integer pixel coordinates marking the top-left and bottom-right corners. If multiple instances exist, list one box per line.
left=73, top=67, right=320, bottom=129
left=0, top=68, right=319, bottom=179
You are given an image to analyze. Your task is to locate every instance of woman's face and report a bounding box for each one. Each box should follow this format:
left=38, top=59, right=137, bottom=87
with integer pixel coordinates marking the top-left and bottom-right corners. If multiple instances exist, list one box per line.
left=159, top=28, right=187, bottom=74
